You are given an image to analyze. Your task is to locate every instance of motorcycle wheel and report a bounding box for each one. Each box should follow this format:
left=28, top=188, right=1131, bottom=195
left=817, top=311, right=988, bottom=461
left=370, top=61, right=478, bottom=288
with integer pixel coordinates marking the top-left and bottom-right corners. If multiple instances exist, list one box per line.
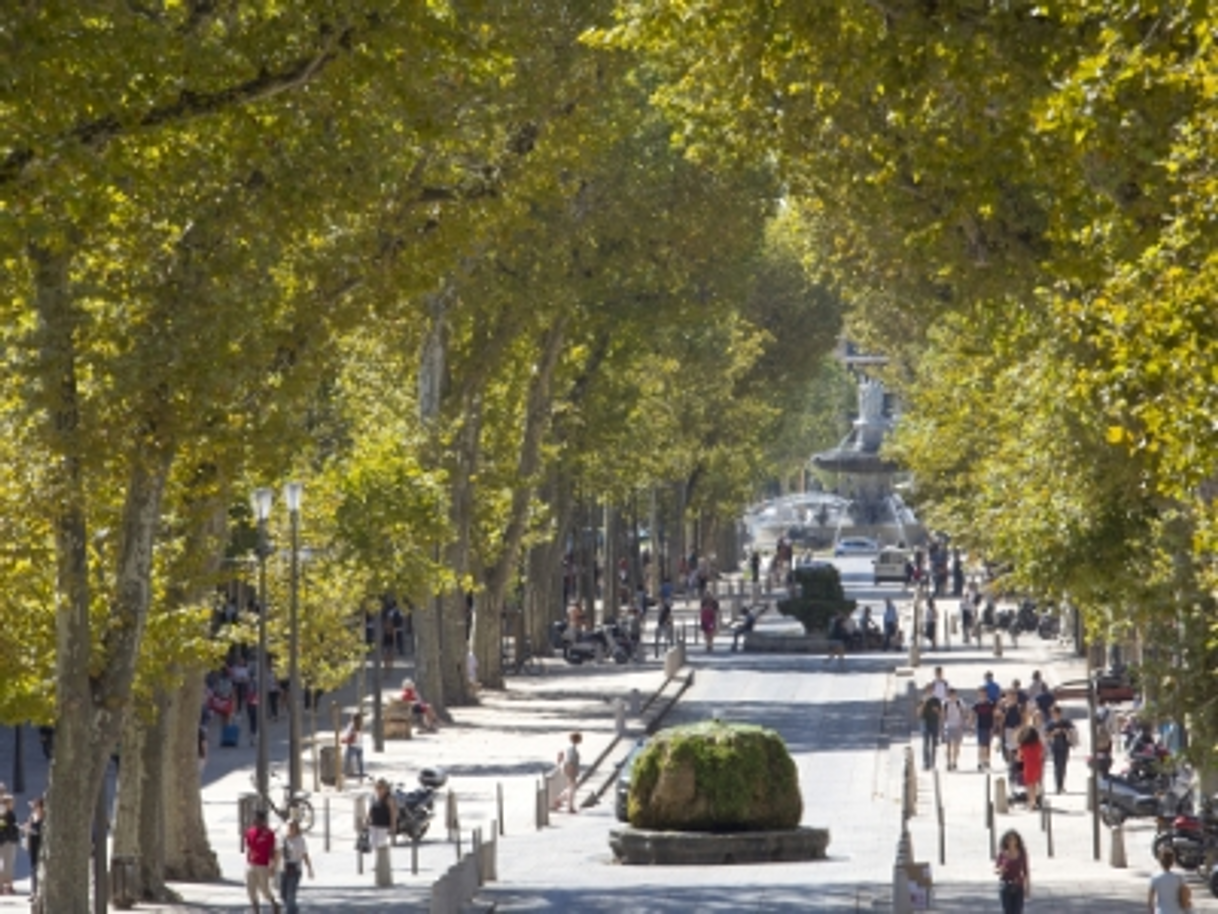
left=613, top=648, right=629, bottom=664
left=562, top=646, right=584, bottom=665
left=1100, top=803, right=1126, bottom=827
left=1151, top=832, right=1173, bottom=860
left=405, top=819, right=430, bottom=841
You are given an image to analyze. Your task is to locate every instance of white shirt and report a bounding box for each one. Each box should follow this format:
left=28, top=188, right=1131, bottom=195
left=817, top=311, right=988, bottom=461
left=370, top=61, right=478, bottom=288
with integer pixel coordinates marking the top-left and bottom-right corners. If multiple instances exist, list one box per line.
left=932, top=678, right=950, bottom=701
left=281, top=833, right=308, bottom=867
left=1149, top=869, right=1187, bottom=914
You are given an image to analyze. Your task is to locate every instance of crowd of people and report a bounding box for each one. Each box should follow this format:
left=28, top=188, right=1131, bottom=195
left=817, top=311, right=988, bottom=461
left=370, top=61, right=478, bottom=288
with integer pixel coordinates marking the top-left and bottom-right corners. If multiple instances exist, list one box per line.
left=917, top=666, right=1077, bottom=812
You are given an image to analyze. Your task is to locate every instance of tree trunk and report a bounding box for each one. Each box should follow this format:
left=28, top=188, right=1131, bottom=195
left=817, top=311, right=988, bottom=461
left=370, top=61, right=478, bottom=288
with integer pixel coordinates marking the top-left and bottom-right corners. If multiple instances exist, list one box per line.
left=32, top=242, right=175, bottom=912
left=137, top=691, right=170, bottom=899
left=440, top=396, right=483, bottom=708
left=113, top=704, right=148, bottom=897
left=526, top=473, right=574, bottom=653
left=163, top=673, right=220, bottom=881
left=476, top=320, right=567, bottom=689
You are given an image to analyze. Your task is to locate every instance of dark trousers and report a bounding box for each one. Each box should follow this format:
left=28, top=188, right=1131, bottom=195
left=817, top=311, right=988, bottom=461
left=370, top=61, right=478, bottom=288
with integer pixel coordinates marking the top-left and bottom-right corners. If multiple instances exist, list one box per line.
left=280, top=865, right=302, bottom=914
left=883, top=621, right=896, bottom=650
left=1052, top=744, right=1069, bottom=792
left=922, top=723, right=939, bottom=769
left=1000, top=882, right=1024, bottom=914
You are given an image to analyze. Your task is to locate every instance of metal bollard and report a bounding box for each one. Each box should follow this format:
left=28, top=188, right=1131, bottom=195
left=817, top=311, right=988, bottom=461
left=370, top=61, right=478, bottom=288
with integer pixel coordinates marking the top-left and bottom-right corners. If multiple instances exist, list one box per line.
left=497, top=782, right=505, bottom=836
left=473, top=828, right=483, bottom=886
left=993, top=631, right=1003, bottom=658
left=411, top=832, right=419, bottom=875
left=1045, top=800, right=1054, bottom=858
left=324, top=797, right=331, bottom=853
left=614, top=699, right=627, bottom=736
left=535, top=780, right=543, bottom=831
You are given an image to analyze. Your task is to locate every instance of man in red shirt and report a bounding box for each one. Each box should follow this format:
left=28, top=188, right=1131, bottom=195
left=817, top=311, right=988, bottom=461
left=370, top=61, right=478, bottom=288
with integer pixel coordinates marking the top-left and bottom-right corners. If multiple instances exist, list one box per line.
left=244, top=809, right=280, bottom=914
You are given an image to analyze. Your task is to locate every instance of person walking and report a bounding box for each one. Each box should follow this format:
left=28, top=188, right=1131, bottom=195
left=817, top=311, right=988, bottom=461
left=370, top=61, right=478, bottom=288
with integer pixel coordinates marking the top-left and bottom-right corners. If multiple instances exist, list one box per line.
left=1045, top=706, right=1076, bottom=794
left=367, top=778, right=397, bottom=850
left=244, top=809, right=280, bottom=914
left=1148, top=847, right=1192, bottom=912
left=972, top=688, right=996, bottom=771
left=1018, top=727, right=1045, bottom=810
left=0, top=796, right=17, bottom=895
left=341, top=712, right=366, bottom=782
left=918, top=684, right=943, bottom=771
left=22, top=796, right=43, bottom=900
left=923, top=599, right=938, bottom=650
left=883, top=599, right=898, bottom=651
left=942, top=688, right=968, bottom=771
left=995, top=829, right=1030, bottom=913
left=554, top=732, right=583, bottom=813
left=278, top=818, right=313, bottom=914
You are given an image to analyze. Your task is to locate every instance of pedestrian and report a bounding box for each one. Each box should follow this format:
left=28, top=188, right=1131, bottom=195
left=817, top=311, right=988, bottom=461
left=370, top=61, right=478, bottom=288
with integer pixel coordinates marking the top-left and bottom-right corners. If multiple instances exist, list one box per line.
left=554, top=731, right=582, bottom=813
left=930, top=666, right=950, bottom=701
left=918, top=684, right=943, bottom=771
left=1018, top=727, right=1045, bottom=810
left=246, top=674, right=260, bottom=747
left=654, top=593, right=673, bottom=656
left=942, top=688, right=968, bottom=771
left=278, top=818, right=313, bottom=914
left=267, top=665, right=281, bottom=722
left=1148, top=846, right=1192, bottom=912
left=0, top=796, right=16, bottom=895
left=341, top=712, right=366, bottom=781
left=959, top=594, right=973, bottom=645
left=994, top=829, right=1030, bottom=913
left=366, top=778, right=397, bottom=851
left=22, top=796, right=43, bottom=900
left=244, top=808, right=280, bottom=914
left=973, top=687, right=995, bottom=771
left=699, top=597, right=718, bottom=652
left=749, top=550, right=761, bottom=584
left=923, top=599, right=937, bottom=649
left=999, top=690, right=1024, bottom=763
left=883, top=599, right=898, bottom=651
left=1044, top=706, right=1076, bottom=794
left=230, top=655, right=251, bottom=712
left=37, top=726, right=53, bottom=761
left=983, top=670, right=1001, bottom=704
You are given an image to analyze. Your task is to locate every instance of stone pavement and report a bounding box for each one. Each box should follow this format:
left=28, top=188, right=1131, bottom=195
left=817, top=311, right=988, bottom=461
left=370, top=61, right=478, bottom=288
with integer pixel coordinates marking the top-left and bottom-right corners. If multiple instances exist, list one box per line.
left=0, top=641, right=689, bottom=913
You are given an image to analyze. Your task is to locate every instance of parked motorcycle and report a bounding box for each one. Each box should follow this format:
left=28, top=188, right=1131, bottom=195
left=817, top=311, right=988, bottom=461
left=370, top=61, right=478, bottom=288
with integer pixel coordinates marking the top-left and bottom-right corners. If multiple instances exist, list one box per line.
left=393, top=768, right=447, bottom=841
left=1098, top=769, right=1192, bottom=827
left=1153, top=797, right=1218, bottom=872
left=549, top=620, right=626, bottom=665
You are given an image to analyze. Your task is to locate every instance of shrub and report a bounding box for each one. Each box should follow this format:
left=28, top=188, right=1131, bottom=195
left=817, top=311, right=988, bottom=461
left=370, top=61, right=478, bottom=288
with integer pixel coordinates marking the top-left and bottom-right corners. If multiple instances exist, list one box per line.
left=776, top=564, right=856, bottom=633
left=628, top=720, right=802, bottom=832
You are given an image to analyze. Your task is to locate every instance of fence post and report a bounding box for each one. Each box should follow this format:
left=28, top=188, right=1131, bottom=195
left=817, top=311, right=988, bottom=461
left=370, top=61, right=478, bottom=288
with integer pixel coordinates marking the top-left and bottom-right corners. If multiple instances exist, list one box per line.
left=934, top=769, right=945, bottom=866
left=534, top=779, right=543, bottom=831
left=323, top=797, right=331, bottom=853
left=473, top=827, right=483, bottom=886
left=446, top=789, right=459, bottom=842
left=411, top=832, right=419, bottom=875
left=1045, top=799, right=1054, bottom=858
left=497, top=782, right=505, bottom=836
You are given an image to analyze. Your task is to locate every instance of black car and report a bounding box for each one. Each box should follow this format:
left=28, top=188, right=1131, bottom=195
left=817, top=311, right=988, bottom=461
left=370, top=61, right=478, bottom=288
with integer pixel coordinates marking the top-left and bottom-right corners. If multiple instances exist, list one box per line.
left=615, top=739, right=649, bottom=822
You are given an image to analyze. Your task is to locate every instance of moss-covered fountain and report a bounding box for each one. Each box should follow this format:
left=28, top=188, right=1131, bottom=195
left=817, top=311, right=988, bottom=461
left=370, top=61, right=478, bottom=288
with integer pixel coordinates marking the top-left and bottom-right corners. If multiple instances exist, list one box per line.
left=609, top=720, right=830, bottom=865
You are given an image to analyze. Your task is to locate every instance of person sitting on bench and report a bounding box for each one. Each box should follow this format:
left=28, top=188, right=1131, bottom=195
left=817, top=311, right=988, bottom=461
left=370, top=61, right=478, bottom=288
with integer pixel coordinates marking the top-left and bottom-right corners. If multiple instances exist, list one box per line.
left=731, top=606, right=759, bottom=652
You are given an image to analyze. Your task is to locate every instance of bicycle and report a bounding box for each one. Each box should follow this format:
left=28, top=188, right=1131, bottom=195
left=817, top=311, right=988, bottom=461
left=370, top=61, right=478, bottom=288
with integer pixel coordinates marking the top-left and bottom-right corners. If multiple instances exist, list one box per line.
left=250, top=768, right=315, bottom=832
left=503, top=636, right=544, bottom=676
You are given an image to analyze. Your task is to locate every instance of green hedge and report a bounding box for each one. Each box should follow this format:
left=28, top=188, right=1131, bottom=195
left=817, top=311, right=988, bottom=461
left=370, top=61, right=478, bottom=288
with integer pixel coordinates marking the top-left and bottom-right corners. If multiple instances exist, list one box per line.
left=777, top=564, right=856, bottom=633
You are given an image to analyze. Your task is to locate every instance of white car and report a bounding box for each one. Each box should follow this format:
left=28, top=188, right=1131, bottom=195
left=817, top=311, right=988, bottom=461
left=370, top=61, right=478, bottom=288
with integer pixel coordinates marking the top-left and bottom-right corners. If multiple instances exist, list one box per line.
left=833, top=537, right=880, bottom=557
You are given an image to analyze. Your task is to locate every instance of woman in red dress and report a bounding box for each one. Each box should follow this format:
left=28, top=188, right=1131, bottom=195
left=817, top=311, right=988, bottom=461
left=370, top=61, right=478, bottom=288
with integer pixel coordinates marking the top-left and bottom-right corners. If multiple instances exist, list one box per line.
left=1018, top=727, right=1045, bottom=810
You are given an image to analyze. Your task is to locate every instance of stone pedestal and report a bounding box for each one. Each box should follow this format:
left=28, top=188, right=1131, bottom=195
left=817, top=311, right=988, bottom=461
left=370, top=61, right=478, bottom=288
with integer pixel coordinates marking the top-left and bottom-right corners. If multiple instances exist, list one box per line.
left=609, top=826, right=830, bottom=865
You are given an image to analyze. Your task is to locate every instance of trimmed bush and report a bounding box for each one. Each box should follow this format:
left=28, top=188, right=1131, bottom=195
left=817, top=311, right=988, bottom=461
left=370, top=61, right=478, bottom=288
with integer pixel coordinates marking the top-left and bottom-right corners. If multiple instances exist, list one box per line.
left=777, top=564, right=855, bottom=633
left=628, top=720, right=802, bottom=832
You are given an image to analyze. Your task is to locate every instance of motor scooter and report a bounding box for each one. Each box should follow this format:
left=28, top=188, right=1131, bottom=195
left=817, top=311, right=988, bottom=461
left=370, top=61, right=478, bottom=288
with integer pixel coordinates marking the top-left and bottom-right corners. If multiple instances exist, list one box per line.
left=1098, top=769, right=1192, bottom=827
left=393, top=768, right=447, bottom=841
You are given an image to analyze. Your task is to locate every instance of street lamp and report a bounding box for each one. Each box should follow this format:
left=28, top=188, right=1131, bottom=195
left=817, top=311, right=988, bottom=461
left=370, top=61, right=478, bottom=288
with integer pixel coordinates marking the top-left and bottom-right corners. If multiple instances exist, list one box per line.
left=284, top=481, right=304, bottom=796
left=251, top=487, right=274, bottom=802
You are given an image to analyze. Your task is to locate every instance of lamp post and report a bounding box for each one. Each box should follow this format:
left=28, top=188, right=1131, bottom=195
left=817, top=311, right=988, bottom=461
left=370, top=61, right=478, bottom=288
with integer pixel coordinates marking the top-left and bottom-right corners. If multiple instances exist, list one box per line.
left=251, top=487, right=274, bottom=802
left=284, top=482, right=304, bottom=796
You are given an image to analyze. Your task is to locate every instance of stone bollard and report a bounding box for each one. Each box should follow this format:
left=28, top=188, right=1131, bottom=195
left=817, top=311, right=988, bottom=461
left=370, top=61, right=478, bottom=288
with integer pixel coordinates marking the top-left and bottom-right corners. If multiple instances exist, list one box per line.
left=629, top=688, right=641, bottom=716
left=374, top=843, right=393, bottom=887
left=992, top=631, right=1003, bottom=658
left=1109, top=825, right=1127, bottom=868
left=994, top=776, right=1009, bottom=814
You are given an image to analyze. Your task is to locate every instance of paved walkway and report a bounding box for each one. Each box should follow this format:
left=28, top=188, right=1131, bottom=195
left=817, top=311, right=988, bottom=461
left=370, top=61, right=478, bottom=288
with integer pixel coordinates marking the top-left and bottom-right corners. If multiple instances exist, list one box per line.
left=0, top=562, right=1210, bottom=912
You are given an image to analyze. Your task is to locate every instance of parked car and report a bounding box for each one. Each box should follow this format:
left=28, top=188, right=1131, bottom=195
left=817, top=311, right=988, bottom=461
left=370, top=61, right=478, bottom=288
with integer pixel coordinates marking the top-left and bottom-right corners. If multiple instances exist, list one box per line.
left=1054, top=671, right=1137, bottom=705
left=833, top=537, right=880, bottom=557
left=872, top=548, right=910, bottom=584
left=615, top=739, right=649, bottom=822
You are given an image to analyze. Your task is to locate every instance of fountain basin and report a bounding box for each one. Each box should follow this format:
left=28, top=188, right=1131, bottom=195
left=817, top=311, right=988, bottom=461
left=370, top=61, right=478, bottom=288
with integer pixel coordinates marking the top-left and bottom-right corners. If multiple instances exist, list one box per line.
left=609, top=826, right=831, bottom=865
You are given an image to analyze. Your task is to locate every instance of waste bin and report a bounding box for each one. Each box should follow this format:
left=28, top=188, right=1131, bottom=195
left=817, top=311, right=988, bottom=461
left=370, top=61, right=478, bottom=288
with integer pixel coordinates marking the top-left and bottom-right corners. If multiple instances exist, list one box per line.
left=320, top=746, right=339, bottom=786
left=111, top=854, right=138, bottom=909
